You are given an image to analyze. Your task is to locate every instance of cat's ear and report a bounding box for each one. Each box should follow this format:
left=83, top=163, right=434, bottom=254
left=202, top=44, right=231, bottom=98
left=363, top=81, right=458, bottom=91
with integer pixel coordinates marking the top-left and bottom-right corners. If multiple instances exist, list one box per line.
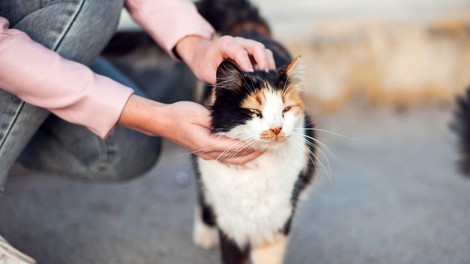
left=284, top=55, right=302, bottom=76
left=279, top=56, right=304, bottom=93
left=216, top=60, right=244, bottom=89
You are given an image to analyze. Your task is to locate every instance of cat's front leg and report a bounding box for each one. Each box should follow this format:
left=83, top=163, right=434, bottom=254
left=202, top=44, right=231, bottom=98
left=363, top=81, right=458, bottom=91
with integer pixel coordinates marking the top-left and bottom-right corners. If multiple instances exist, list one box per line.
left=219, top=230, right=249, bottom=264
left=193, top=205, right=219, bottom=249
left=250, top=233, right=288, bottom=264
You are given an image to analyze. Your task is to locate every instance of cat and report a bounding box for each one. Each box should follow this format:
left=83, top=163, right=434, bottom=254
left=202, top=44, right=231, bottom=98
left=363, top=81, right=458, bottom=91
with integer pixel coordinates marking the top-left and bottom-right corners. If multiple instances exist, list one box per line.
left=451, top=88, right=470, bottom=176
left=192, top=1, right=317, bottom=263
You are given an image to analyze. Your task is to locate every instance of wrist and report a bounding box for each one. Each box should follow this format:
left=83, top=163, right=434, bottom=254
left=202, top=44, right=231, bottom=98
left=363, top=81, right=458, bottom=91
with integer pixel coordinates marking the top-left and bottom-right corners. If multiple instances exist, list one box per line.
left=118, top=94, right=169, bottom=137
left=175, top=35, right=210, bottom=65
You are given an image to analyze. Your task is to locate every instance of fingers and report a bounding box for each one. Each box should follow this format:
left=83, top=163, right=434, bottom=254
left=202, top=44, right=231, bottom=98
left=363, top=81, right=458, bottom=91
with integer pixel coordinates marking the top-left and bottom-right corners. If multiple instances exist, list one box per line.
left=176, top=35, right=276, bottom=84
left=202, top=136, right=255, bottom=157
left=234, top=37, right=275, bottom=71
left=218, top=150, right=264, bottom=166
left=266, top=49, right=276, bottom=70
left=196, top=135, right=263, bottom=165
left=216, top=36, right=276, bottom=72
left=217, top=36, right=253, bottom=71
left=199, top=148, right=263, bottom=166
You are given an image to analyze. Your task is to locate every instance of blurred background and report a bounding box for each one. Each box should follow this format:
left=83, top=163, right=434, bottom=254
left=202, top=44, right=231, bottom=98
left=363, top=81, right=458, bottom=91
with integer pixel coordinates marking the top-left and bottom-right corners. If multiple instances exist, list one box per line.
left=117, top=0, right=470, bottom=110
left=260, top=0, right=470, bottom=110
left=1, top=0, right=470, bottom=263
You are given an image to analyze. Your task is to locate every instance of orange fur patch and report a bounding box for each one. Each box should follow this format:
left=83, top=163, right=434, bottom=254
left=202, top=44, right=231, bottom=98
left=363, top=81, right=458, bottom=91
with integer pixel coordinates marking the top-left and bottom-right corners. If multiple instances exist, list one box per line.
left=281, top=86, right=304, bottom=114
left=251, top=233, right=288, bottom=264
left=241, top=89, right=266, bottom=111
left=253, top=233, right=287, bottom=250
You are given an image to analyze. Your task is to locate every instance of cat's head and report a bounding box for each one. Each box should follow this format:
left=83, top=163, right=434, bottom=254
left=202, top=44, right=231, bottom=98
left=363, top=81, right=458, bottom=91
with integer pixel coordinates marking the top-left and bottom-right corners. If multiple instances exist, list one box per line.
left=210, top=56, right=305, bottom=150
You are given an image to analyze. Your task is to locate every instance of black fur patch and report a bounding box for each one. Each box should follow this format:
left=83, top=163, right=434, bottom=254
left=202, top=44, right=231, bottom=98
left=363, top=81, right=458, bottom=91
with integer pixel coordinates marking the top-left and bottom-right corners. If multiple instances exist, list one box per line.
left=219, top=230, right=249, bottom=264
left=282, top=216, right=293, bottom=235
left=291, top=115, right=316, bottom=205
left=196, top=0, right=270, bottom=36
left=210, top=63, right=253, bottom=133
left=451, top=88, right=470, bottom=176
left=193, top=155, right=217, bottom=226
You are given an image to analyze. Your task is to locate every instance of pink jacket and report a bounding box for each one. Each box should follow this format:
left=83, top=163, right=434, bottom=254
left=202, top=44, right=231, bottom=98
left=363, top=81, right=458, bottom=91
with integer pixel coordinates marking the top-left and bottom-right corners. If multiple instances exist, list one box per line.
left=0, top=0, right=214, bottom=138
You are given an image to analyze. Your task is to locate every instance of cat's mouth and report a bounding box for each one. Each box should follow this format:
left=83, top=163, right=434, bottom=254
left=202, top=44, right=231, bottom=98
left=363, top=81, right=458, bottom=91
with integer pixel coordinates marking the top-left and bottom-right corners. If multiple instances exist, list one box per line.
left=259, top=130, right=288, bottom=145
left=267, top=139, right=286, bottom=146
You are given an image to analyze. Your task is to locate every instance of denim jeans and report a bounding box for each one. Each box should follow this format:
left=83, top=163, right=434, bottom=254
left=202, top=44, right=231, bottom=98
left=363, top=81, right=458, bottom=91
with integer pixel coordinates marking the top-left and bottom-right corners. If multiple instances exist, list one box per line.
left=0, top=0, right=164, bottom=196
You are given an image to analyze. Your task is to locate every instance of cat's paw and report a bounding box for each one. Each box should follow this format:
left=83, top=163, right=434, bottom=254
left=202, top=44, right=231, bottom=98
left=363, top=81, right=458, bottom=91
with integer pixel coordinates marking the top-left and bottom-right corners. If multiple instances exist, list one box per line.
left=192, top=219, right=219, bottom=250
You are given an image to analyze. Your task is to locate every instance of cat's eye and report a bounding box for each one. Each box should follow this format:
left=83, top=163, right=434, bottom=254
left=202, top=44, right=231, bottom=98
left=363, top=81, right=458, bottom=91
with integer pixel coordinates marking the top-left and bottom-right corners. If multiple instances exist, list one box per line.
left=250, top=109, right=262, bottom=118
left=283, top=106, right=292, bottom=113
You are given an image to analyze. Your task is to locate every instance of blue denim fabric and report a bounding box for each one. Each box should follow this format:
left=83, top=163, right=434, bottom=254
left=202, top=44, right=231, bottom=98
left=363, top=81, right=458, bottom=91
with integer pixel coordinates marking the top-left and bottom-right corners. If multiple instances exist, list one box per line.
left=0, top=0, right=162, bottom=196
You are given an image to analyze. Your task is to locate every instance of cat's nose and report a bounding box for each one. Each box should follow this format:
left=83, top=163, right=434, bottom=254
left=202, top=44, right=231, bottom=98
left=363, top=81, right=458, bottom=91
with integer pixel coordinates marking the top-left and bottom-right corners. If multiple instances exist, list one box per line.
left=271, top=127, right=282, bottom=135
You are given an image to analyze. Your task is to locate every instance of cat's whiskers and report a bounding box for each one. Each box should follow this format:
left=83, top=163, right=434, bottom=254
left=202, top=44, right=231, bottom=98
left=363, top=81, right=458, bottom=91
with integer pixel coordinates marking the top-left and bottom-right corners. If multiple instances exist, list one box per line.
left=223, top=138, right=259, bottom=162
left=216, top=141, right=253, bottom=162
left=287, top=136, right=320, bottom=172
left=175, top=133, right=260, bottom=163
left=214, top=135, right=258, bottom=162
left=290, top=132, right=333, bottom=172
left=175, top=136, right=254, bottom=163
left=175, top=139, right=238, bottom=158
left=288, top=136, right=331, bottom=183
left=215, top=141, right=245, bottom=162
left=234, top=138, right=259, bottom=156
left=214, top=140, right=244, bottom=162
left=294, top=127, right=357, bottom=140
left=291, top=131, right=340, bottom=164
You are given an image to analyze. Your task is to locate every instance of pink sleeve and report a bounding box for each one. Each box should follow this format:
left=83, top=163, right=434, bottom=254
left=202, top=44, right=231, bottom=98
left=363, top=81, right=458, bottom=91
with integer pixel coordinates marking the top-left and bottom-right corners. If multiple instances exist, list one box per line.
left=0, top=17, right=134, bottom=138
left=125, top=0, right=214, bottom=59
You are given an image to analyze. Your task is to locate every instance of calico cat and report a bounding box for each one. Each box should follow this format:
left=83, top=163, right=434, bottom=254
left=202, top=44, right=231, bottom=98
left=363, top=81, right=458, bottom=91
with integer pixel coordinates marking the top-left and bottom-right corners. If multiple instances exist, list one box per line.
left=452, top=88, right=470, bottom=176
left=193, top=1, right=317, bottom=263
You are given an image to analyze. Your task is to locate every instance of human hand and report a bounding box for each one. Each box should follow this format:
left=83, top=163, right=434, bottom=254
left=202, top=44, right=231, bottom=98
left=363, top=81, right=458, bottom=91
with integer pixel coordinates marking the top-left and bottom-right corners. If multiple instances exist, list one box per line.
left=175, top=35, right=276, bottom=84
left=162, top=101, right=263, bottom=165
left=118, top=95, right=263, bottom=165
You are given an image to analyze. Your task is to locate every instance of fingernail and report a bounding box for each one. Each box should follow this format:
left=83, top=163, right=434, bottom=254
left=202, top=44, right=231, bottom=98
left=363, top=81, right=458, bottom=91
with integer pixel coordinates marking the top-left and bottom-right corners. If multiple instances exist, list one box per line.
left=245, top=61, right=254, bottom=71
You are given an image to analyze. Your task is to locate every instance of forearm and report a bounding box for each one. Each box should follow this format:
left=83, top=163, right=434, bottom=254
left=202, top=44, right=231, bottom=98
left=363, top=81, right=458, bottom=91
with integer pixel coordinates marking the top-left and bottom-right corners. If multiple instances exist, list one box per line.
left=0, top=17, right=133, bottom=138
left=117, top=94, right=170, bottom=137
left=125, top=0, right=214, bottom=59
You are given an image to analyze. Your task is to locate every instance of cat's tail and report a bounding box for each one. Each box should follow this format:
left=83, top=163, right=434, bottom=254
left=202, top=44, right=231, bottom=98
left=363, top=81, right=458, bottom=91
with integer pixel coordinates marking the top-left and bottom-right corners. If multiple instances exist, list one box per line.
left=451, top=88, right=470, bottom=176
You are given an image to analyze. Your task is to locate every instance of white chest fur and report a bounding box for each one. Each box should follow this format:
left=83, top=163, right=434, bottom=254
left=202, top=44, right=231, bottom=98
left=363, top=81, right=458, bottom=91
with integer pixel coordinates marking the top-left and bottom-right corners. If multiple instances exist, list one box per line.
left=197, top=133, right=306, bottom=247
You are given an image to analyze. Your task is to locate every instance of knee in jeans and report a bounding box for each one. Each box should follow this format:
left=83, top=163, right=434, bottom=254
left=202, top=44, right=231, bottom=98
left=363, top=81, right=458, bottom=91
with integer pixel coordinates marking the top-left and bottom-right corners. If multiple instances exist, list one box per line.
left=11, top=0, right=126, bottom=64
left=80, top=0, right=124, bottom=24
left=91, top=137, right=162, bottom=182
left=74, top=0, right=125, bottom=63
left=74, top=0, right=125, bottom=36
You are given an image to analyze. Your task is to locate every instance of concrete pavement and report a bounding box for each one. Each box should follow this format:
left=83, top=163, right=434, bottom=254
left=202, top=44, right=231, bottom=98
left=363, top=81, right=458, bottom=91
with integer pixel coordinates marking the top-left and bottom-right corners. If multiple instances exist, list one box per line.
left=1, top=103, right=470, bottom=264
